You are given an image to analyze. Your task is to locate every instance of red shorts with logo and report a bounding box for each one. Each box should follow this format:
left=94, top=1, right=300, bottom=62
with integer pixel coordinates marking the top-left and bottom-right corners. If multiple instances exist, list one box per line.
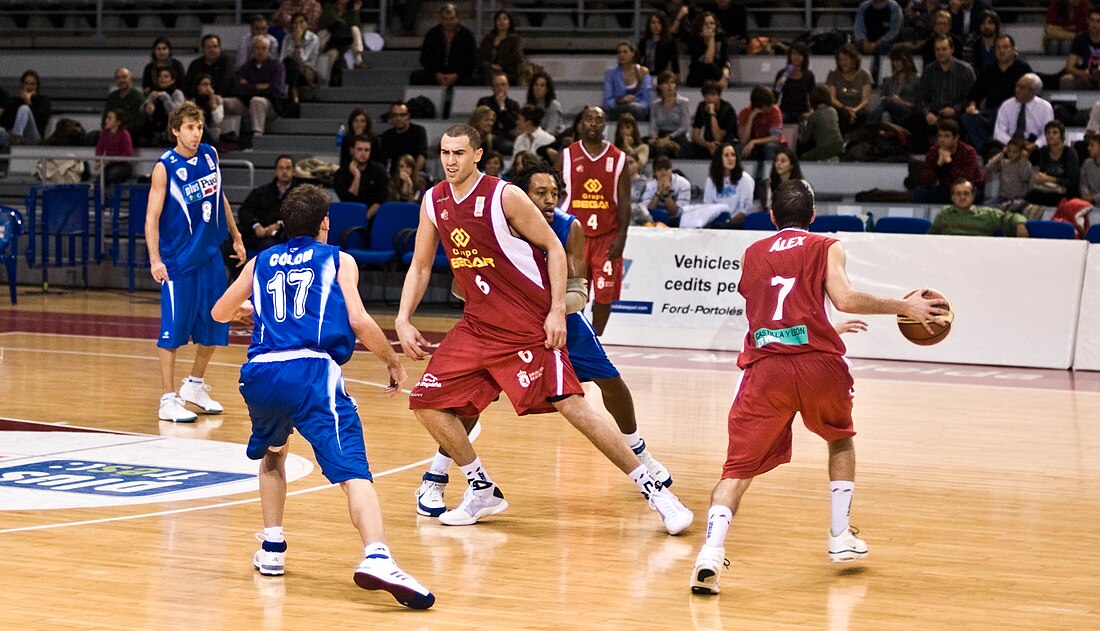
left=584, top=231, right=623, bottom=304
left=408, top=318, right=584, bottom=417
left=722, top=352, right=855, bottom=479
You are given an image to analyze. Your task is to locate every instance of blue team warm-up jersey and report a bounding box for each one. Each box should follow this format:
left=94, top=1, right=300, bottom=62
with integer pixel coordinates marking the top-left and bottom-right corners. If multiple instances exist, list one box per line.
left=249, top=238, right=356, bottom=365
left=550, top=208, right=619, bottom=381
left=158, top=144, right=228, bottom=277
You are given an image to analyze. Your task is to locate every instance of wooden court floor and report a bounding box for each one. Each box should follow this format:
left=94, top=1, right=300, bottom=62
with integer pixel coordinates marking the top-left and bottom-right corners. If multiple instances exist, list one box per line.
left=1, top=290, right=1099, bottom=630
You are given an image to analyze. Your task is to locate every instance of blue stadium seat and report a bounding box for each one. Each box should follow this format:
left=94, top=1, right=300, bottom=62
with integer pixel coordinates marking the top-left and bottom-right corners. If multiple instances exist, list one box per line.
left=327, top=201, right=368, bottom=249
left=336, top=202, right=420, bottom=303
left=874, top=216, right=931, bottom=235
left=1026, top=220, right=1075, bottom=240
left=0, top=206, right=24, bottom=304
left=809, top=214, right=864, bottom=233
left=740, top=211, right=775, bottom=231
left=109, top=184, right=151, bottom=291
left=24, top=183, right=97, bottom=289
left=1087, top=224, right=1100, bottom=244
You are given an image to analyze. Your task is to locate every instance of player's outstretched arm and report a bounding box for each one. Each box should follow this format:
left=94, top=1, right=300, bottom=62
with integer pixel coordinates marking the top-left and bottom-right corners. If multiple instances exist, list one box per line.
left=824, top=242, right=948, bottom=332
left=338, top=252, right=406, bottom=395
left=564, top=222, right=589, bottom=314
left=211, top=258, right=257, bottom=323
left=145, top=162, right=169, bottom=282
left=502, top=185, right=567, bottom=348
left=394, top=199, right=439, bottom=360
left=221, top=189, right=246, bottom=266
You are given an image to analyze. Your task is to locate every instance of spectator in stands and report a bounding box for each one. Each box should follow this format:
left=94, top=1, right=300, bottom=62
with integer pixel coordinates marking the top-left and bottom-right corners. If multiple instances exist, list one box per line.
left=386, top=153, right=427, bottom=203
left=142, top=68, right=186, bottom=146
left=1060, top=8, right=1100, bottom=90
left=904, top=0, right=946, bottom=51
left=476, top=72, right=520, bottom=155
left=505, top=150, right=541, bottom=182
left=469, top=105, right=504, bottom=157
left=184, top=35, right=233, bottom=99
left=949, top=0, right=990, bottom=39
left=193, top=74, right=225, bottom=145
left=282, top=12, right=322, bottom=107
left=141, top=38, right=186, bottom=95
left=614, top=112, right=649, bottom=168
left=409, top=3, right=478, bottom=87
left=335, top=134, right=387, bottom=220
left=916, top=35, right=975, bottom=151
left=774, top=41, right=815, bottom=125
left=649, top=70, right=691, bottom=159
left=1027, top=120, right=1080, bottom=207
left=340, top=107, right=373, bottom=169
left=798, top=85, right=845, bottom=161
left=707, top=0, right=749, bottom=54
left=103, top=67, right=145, bottom=141
left=642, top=155, right=692, bottom=226
left=604, top=42, right=653, bottom=122
left=763, top=147, right=804, bottom=210
left=271, top=0, right=322, bottom=35
left=667, top=0, right=698, bottom=43
left=867, top=44, right=919, bottom=133
left=967, top=10, right=1000, bottom=75
left=637, top=11, right=680, bottom=77
left=625, top=150, right=654, bottom=224
left=685, top=12, right=731, bottom=88
left=739, top=85, right=785, bottom=158
left=94, top=109, right=134, bottom=185
left=239, top=15, right=280, bottom=69
left=684, top=79, right=736, bottom=159
left=512, top=105, right=556, bottom=157
left=1045, top=0, right=1090, bottom=56
left=919, top=10, right=963, bottom=65
left=225, top=37, right=286, bottom=137
left=1078, top=133, right=1100, bottom=205
left=319, top=0, right=367, bottom=71
left=378, top=102, right=427, bottom=175
left=991, top=74, right=1053, bottom=154
left=477, top=9, right=525, bottom=86
left=930, top=178, right=1029, bottom=236
left=237, top=155, right=300, bottom=254
left=526, top=71, right=564, bottom=135
left=915, top=118, right=984, bottom=203
left=482, top=150, right=505, bottom=177
left=695, top=143, right=753, bottom=228
left=962, top=34, right=1033, bottom=155
left=826, top=44, right=873, bottom=138
left=983, top=136, right=1033, bottom=205
left=855, top=0, right=903, bottom=83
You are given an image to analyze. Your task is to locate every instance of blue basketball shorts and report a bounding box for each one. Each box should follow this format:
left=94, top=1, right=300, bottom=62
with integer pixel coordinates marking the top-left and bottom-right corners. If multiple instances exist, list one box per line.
left=565, top=312, right=620, bottom=382
left=158, top=257, right=229, bottom=349
left=239, top=351, right=371, bottom=484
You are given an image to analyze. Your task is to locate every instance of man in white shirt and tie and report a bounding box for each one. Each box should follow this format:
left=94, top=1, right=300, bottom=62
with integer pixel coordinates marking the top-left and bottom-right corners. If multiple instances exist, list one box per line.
left=992, top=73, right=1053, bottom=154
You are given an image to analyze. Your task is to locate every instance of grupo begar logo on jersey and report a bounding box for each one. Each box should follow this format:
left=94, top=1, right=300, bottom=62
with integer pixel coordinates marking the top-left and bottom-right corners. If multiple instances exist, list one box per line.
left=450, top=228, right=471, bottom=248
left=0, top=460, right=251, bottom=497
left=583, top=178, right=602, bottom=194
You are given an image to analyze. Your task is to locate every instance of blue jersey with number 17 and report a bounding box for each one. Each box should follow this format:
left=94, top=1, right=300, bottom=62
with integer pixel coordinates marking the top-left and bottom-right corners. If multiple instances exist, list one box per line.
left=158, top=143, right=227, bottom=277
left=248, top=237, right=356, bottom=365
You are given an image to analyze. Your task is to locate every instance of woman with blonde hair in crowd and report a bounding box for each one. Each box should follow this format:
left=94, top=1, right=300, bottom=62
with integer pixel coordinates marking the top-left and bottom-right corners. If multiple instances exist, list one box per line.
left=469, top=105, right=501, bottom=154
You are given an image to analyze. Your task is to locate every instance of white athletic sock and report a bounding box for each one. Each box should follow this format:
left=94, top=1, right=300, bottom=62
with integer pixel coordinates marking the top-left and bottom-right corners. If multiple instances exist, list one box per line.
left=186, top=376, right=203, bottom=384
left=459, top=457, right=493, bottom=490
left=623, top=430, right=644, bottom=452
left=628, top=465, right=659, bottom=495
left=263, top=526, right=284, bottom=543
left=704, top=506, right=733, bottom=548
left=364, top=542, right=391, bottom=559
left=429, top=451, right=453, bottom=476
left=830, top=481, right=855, bottom=537
left=161, top=392, right=176, bottom=400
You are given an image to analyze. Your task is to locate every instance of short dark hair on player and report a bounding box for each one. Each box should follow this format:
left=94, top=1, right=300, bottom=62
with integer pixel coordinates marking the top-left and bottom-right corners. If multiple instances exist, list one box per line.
left=280, top=184, right=331, bottom=238
left=771, top=179, right=816, bottom=230
left=513, top=161, right=562, bottom=195
left=443, top=123, right=481, bottom=150
left=167, top=101, right=204, bottom=142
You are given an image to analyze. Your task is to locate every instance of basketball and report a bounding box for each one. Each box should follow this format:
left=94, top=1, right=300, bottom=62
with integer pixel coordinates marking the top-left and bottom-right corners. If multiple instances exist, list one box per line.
left=897, top=289, right=954, bottom=346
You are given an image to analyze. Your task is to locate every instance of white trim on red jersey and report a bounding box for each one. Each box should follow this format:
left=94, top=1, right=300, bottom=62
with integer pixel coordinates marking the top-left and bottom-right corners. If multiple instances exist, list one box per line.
left=488, top=179, right=546, bottom=290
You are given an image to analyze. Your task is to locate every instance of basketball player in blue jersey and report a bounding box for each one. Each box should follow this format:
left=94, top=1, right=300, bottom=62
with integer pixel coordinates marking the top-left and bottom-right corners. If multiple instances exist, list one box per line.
left=211, top=184, right=435, bottom=609
left=413, top=161, right=675, bottom=517
left=145, top=102, right=246, bottom=422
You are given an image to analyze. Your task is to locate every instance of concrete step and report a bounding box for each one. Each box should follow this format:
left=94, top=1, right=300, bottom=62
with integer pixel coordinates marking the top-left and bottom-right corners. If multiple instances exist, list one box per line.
left=316, top=85, right=405, bottom=103
left=268, top=118, right=346, bottom=135
left=253, top=134, right=336, bottom=153
left=302, top=102, right=370, bottom=118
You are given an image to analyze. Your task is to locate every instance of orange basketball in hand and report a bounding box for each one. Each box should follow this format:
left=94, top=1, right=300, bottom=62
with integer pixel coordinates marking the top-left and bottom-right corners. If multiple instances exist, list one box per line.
left=897, top=289, right=954, bottom=346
